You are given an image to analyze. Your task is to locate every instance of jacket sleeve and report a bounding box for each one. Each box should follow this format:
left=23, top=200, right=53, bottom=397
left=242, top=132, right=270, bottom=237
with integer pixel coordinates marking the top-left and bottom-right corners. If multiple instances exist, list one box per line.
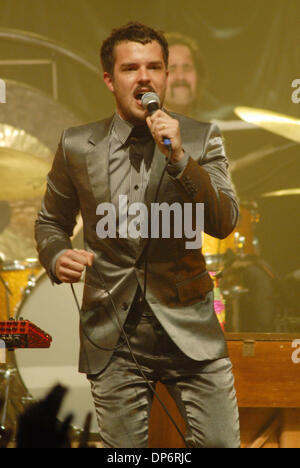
left=35, top=130, right=80, bottom=283
left=175, top=123, right=239, bottom=239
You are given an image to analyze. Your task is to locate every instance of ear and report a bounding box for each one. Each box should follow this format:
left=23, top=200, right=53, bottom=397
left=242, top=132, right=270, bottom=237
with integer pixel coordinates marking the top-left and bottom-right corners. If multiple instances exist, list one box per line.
left=103, top=72, right=115, bottom=93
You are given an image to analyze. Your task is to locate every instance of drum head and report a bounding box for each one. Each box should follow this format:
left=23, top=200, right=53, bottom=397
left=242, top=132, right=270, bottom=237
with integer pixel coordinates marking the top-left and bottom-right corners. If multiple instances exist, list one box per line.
left=14, top=272, right=98, bottom=433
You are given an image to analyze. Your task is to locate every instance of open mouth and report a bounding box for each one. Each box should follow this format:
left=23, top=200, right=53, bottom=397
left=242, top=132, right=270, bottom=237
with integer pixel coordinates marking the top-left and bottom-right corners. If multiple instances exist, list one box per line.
left=134, top=89, right=153, bottom=106
left=135, top=93, right=144, bottom=102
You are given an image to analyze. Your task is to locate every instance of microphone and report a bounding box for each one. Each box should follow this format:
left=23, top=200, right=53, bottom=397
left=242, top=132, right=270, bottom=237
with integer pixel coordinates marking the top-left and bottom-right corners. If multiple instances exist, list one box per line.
left=141, top=92, right=171, bottom=147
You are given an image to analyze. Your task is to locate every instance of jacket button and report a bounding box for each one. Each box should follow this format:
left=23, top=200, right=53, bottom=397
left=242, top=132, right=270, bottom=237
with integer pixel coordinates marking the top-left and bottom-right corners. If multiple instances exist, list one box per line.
left=122, top=302, right=129, bottom=311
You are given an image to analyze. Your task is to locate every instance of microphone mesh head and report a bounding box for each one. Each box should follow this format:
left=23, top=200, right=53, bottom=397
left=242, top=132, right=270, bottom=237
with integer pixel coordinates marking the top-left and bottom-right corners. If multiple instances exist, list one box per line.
left=141, top=92, right=160, bottom=110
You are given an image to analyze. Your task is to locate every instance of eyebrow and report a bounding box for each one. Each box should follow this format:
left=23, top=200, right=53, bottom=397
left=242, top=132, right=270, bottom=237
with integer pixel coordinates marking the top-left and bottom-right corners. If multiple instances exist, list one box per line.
left=120, top=60, right=164, bottom=69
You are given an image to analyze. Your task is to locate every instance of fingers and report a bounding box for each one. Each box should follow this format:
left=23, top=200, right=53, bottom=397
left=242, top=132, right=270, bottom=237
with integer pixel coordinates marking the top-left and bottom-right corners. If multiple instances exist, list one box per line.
left=44, top=384, right=68, bottom=417
left=78, top=412, right=92, bottom=448
left=16, top=384, right=72, bottom=448
left=76, top=250, right=94, bottom=267
left=60, top=412, right=74, bottom=446
left=55, top=249, right=94, bottom=283
left=146, top=110, right=175, bottom=141
left=146, top=110, right=183, bottom=159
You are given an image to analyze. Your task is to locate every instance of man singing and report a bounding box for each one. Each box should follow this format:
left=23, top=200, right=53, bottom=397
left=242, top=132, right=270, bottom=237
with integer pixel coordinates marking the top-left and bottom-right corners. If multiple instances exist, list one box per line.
left=35, top=22, right=240, bottom=448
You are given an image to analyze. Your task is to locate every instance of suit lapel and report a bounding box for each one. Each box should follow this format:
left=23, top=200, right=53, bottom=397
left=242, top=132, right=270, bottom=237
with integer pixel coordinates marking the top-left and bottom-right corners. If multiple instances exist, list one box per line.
left=86, top=117, right=113, bottom=203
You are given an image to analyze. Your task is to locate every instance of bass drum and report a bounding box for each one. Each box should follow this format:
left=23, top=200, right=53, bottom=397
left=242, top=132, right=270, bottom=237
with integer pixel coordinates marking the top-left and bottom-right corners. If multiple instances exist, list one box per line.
left=14, top=271, right=98, bottom=434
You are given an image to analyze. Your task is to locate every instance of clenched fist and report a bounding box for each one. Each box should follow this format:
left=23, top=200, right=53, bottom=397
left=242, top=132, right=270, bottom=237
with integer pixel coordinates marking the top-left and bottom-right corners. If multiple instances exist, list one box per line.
left=55, top=249, right=94, bottom=283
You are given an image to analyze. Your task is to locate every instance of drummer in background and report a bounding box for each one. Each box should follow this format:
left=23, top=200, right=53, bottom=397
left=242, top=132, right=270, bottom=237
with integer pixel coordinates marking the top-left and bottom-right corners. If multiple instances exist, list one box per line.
left=164, top=32, right=234, bottom=122
left=165, top=32, right=278, bottom=333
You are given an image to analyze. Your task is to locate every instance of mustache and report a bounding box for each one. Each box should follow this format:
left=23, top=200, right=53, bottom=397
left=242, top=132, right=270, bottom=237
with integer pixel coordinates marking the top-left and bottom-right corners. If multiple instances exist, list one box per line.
left=134, top=85, right=156, bottom=96
left=170, top=80, right=191, bottom=90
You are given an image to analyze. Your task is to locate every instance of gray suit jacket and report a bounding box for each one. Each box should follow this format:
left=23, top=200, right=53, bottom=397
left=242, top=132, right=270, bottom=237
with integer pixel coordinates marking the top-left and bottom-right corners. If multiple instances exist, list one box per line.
left=35, top=113, right=239, bottom=374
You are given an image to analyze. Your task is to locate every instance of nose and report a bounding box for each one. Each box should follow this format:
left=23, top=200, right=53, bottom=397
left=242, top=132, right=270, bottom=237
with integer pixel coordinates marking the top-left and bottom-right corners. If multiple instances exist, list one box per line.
left=172, top=66, right=185, bottom=81
left=136, top=66, right=151, bottom=83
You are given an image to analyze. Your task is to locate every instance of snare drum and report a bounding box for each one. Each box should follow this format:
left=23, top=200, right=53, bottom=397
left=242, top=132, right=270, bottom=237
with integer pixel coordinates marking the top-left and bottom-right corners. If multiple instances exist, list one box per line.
left=0, top=259, right=41, bottom=320
left=14, top=272, right=98, bottom=434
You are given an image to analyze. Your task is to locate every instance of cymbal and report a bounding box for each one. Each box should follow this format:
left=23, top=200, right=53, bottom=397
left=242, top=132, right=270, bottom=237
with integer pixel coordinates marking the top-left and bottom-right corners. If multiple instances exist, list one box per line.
left=262, top=188, right=300, bottom=197
left=0, top=147, right=50, bottom=200
left=234, top=107, right=300, bottom=144
left=230, top=142, right=295, bottom=172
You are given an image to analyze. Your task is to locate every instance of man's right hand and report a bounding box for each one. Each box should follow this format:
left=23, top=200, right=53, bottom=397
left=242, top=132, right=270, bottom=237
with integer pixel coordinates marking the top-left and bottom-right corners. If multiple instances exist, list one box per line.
left=55, top=249, right=94, bottom=283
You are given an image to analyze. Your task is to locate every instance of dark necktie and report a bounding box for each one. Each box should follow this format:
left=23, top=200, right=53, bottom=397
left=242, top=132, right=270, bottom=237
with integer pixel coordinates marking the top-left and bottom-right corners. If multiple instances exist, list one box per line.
left=128, top=125, right=153, bottom=172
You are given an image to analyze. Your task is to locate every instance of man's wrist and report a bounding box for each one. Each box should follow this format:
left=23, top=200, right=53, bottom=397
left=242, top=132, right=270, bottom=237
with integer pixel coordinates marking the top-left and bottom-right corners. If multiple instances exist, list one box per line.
left=51, top=249, right=68, bottom=279
left=166, top=151, right=189, bottom=178
left=170, top=147, right=185, bottom=164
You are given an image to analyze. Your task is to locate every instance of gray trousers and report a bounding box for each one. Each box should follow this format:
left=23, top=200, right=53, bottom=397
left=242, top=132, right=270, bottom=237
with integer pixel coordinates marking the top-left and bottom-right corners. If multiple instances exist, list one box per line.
left=88, top=300, right=240, bottom=448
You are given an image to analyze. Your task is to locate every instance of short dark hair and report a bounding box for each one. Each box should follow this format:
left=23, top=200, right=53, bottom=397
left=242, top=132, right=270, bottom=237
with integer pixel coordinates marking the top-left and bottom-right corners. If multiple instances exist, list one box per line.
left=165, top=32, right=207, bottom=82
left=100, top=22, right=169, bottom=75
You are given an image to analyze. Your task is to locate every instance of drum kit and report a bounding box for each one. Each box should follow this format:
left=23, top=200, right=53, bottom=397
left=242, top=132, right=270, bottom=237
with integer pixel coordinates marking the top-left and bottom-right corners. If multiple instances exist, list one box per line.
left=0, top=145, right=97, bottom=437
left=207, top=108, right=300, bottom=332
left=0, top=106, right=299, bottom=440
left=202, top=200, right=260, bottom=331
